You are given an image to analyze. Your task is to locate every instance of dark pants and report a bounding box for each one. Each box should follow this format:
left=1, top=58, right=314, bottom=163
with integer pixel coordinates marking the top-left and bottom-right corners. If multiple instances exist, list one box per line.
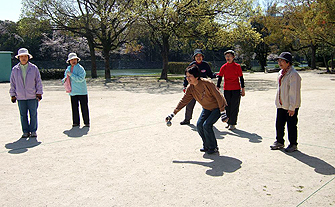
left=71, top=95, right=90, bottom=126
left=184, top=98, right=196, bottom=121
left=276, top=108, right=299, bottom=146
left=224, top=90, right=241, bottom=125
left=197, top=108, right=221, bottom=150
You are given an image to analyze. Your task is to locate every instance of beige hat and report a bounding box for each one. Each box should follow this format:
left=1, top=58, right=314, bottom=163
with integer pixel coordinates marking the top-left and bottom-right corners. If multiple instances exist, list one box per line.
left=66, top=53, right=81, bottom=63
left=15, top=48, right=33, bottom=59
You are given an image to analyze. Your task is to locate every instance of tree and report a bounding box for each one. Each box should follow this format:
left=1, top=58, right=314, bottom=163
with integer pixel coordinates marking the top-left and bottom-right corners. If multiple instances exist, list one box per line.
left=24, top=0, right=138, bottom=79
left=16, top=17, right=53, bottom=60
left=0, top=20, right=23, bottom=52
left=140, top=0, right=255, bottom=80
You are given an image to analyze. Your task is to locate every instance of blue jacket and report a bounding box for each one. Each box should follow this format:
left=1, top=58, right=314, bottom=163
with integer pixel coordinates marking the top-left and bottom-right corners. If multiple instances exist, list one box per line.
left=9, top=62, right=43, bottom=100
left=64, top=64, right=88, bottom=96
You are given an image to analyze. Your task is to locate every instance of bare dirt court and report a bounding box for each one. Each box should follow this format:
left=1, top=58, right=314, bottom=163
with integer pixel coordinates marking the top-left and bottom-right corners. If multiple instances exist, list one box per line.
left=0, top=71, right=334, bottom=206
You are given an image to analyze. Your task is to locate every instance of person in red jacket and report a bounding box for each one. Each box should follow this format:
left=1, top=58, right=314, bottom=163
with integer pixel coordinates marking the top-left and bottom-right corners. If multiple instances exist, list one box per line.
left=216, top=50, right=245, bottom=130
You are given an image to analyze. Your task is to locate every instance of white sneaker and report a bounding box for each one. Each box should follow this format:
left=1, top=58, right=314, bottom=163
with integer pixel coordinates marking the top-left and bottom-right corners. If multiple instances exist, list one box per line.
left=30, top=132, right=37, bottom=137
left=228, top=125, right=236, bottom=130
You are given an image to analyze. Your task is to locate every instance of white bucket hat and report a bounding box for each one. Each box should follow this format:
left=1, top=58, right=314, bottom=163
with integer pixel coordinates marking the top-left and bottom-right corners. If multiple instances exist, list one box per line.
left=66, top=53, right=81, bottom=63
left=15, top=48, right=33, bottom=59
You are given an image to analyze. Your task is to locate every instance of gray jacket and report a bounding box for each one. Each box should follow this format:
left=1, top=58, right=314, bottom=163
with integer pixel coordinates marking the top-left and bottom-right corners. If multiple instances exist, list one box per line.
left=275, top=67, right=301, bottom=111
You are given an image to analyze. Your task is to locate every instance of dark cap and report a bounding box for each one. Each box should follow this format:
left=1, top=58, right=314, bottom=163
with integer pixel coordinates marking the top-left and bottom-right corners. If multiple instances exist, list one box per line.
left=276, top=52, right=292, bottom=63
left=193, top=49, right=205, bottom=59
left=224, top=50, right=235, bottom=56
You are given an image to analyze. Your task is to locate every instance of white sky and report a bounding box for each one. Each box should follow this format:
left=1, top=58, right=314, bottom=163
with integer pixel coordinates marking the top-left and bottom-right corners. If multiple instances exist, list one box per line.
left=0, top=0, right=22, bottom=22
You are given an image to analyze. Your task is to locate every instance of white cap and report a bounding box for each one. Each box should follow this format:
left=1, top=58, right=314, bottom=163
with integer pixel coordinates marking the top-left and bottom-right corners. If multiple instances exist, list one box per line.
left=15, top=48, right=33, bottom=59
left=66, top=53, right=81, bottom=63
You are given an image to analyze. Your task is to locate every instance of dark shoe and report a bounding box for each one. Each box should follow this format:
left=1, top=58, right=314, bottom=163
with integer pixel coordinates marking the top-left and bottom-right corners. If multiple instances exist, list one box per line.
left=72, top=124, right=80, bottom=127
left=180, top=120, right=190, bottom=125
left=270, top=141, right=285, bottom=150
left=207, top=147, right=219, bottom=154
left=228, top=125, right=236, bottom=130
left=200, top=147, right=208, bottom=152
left=21, top=132, right=30, bottom=138
left=84, top=124, right=90, bottom=127
left=30, top=132, right=37, bottom=137
left=285, top=144, right=298, bottom=153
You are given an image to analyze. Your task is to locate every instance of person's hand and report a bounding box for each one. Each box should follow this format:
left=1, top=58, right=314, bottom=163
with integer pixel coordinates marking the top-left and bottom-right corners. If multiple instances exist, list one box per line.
left=241, top=88, right=245, bottom=97
left=288, top=110, right=295, bottom=116
left=165, top=113, right=175, bottom=122
left=67, top=72, right=72, bottom=77
left=216, top=86, right=220, bottom=91
left=183, top=87, right=186, bottom=93
left=220, top=111, right=229, bottom=122
left=36, top=94, right=42, bottom=101
left=11, top=96, right=16, bottom=103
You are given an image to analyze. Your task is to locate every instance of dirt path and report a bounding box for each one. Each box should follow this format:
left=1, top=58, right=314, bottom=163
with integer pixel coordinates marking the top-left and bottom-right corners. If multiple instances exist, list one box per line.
left=0, top=71, right=334, bottom=206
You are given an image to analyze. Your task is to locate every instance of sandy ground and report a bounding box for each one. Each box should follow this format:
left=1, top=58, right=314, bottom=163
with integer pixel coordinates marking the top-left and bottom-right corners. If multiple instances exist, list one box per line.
left=0, top=71, right=334, bottom=207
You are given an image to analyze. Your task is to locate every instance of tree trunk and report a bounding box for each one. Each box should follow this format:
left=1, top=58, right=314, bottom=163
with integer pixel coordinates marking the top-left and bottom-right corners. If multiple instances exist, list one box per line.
left=323, top=55, right=330, bottom=73
left=310, top=43, right=317, bottom=69
left=332, top=50, right=335, bottom=72
left=87, top=37, right=97, bottom=78
left=103, top=49, right=111, bottom=79
left=160, top=35, right=169, bottom=80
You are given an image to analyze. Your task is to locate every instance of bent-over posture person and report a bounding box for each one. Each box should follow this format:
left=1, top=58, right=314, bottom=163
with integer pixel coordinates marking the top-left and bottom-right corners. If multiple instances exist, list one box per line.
left=166, top=65, right=228, bottom=154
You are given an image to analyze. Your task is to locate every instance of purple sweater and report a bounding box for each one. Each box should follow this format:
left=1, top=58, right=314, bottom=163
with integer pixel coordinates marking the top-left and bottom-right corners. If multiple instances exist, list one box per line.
left=9, top=62, right=43, bottom=100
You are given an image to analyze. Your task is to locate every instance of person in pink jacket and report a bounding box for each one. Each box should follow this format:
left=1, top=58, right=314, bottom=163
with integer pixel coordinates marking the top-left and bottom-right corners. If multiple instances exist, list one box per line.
left=9, top=48, right=43, bottom=138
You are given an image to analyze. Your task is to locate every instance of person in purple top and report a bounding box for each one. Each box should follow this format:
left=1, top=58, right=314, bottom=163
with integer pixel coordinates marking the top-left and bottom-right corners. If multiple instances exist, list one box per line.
left=9, top=48, right=43, bottom=138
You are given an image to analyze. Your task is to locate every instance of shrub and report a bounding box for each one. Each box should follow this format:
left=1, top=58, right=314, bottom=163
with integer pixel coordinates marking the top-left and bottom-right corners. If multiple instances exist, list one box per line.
left=327, top=59, right=335, bottom=67
left=40, top=69, right=65, bottom=80
left=240, top=64, right=247, bottom=71
left=316, top=62, right=324, bottom=67
left=293, top=61, right=300, bottom=67
left=168, top=62, right=189, bottom=74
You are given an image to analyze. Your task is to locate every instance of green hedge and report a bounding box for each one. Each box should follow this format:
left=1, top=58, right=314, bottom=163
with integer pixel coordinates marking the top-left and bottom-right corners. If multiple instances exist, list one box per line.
left=168, top=62, right=189, bottom=74
left=328, top=59, right=335, bottom=67
left=40, top=69, right=65, bottom=80
left=168, top=62, right=213, bottom=74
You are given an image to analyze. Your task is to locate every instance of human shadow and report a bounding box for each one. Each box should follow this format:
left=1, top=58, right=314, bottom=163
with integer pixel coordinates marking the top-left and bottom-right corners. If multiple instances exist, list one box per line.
left=5, top=137, right=41, bottom=154
left=229, top=129, right=262, bottom=143
left=63, top=126, right=90, bottom=138
left=173, top=153, right=242, bottom=176
left=213, top=126, right=227, bottom=139
left=186, top=124, right=197, bottom=132
left=213, top=127, right=262, bottom=143
left=283, top=150, right=335, bottom=175
left=185, top=125, right=227, bottom=140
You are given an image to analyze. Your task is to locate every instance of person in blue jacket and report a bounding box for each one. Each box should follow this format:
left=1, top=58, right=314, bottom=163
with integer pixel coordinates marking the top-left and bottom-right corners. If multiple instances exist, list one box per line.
left=180, top=49, right=216, bottom=125
left=63, top=53, right=90, bottom=127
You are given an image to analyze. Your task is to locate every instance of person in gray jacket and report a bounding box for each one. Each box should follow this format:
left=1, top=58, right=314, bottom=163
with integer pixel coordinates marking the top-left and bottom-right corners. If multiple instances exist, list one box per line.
left=270, top=52, right=301, bottom=152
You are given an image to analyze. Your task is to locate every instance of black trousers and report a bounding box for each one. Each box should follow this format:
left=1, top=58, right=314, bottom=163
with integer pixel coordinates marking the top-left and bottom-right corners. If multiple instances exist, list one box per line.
left=184, top=98, right=196, bottom=121
left=71, top=95, right=90, bottom=126
left=224, top=90, right=241, bottom=125
left=276, top=108, right=299, bottom=146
